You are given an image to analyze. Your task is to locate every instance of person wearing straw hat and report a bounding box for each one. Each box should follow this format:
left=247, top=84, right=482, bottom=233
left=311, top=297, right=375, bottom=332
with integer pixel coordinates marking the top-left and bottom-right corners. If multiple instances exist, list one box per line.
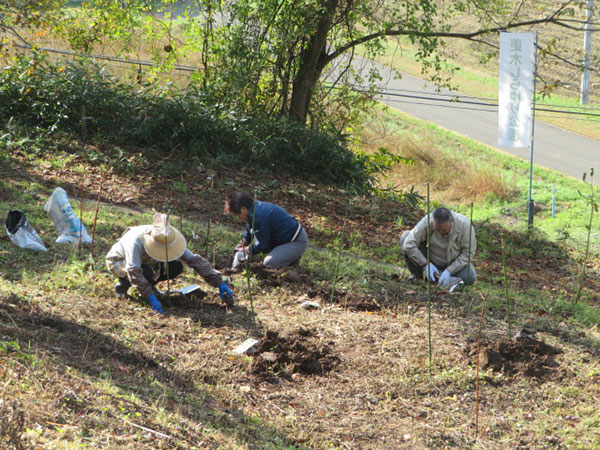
left=106, top=213, right=233, bottom=313
left=225, top=192, right=308, bottom=269
left=399, top=207, right=477, bottom=286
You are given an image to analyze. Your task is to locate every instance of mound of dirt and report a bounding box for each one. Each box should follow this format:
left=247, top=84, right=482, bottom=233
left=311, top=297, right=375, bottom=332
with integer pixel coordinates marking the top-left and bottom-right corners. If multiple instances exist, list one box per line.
left=249, top=329, right=340, bottom=382
left=469, top=337, right=562, bottom=380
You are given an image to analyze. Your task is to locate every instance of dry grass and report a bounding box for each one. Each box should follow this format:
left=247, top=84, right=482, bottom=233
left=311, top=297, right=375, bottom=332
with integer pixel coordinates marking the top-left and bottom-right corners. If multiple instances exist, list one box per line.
left=2, top=264, right=600, bottom=449
left=377, top=4, right=600, bottom=140
left=2, top=142, right=600, bottom=449
left=360, top=118, right=518, bottom=204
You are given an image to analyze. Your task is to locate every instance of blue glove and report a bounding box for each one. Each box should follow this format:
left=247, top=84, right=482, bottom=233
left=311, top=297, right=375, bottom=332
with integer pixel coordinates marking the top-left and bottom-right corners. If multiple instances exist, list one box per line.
left=424, top=262, right=440, bottom=281
left=438, top=269, right=451, bottom=285
left=147, top=293, right=164, bottom=314
left=219, top=282, right=234, bottom=304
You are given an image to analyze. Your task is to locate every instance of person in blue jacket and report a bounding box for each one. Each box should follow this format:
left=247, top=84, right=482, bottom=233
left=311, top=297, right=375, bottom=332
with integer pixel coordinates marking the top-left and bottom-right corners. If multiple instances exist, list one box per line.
left=225, top=192, right=308, bottom=269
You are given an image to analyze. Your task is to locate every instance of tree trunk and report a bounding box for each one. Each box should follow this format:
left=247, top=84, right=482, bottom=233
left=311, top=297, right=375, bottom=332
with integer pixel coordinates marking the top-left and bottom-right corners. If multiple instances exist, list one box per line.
left=289, top=0, right=338, bottom=122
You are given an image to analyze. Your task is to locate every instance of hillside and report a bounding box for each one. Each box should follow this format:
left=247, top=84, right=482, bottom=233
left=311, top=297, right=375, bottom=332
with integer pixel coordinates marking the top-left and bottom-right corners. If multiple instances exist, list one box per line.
left=2, top=125, right=600, bottom=449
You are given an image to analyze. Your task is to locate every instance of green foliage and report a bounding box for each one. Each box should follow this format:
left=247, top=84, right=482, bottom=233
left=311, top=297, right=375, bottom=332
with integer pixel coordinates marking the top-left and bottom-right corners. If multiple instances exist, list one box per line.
left=52, top=0, right=143, bottom=53
left=234, top=116, right=374, bottom=190
left=363, top=147, right=422, bottom=204
left=574, top=169, right=596, bottom=304
left=0, top=55, right=379, bottom=191
left=0, top=0, right=63, bottom=32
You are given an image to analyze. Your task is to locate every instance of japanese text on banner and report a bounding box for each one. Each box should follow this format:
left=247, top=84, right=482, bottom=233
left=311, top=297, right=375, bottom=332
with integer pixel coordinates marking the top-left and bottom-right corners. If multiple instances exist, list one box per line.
left=498, top=32, right=534, bottom=148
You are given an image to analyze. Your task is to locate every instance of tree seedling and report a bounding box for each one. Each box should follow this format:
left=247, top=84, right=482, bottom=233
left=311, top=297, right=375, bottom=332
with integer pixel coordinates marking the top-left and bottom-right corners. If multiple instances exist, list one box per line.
left=330, top=216, right=346, bottom=305
left=574, top=168, right=596, bottom=304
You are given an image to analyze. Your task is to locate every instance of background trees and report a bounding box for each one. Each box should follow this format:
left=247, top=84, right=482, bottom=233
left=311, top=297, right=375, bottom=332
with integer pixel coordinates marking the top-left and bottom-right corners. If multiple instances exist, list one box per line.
left=2, top=0, right=598, bottom=128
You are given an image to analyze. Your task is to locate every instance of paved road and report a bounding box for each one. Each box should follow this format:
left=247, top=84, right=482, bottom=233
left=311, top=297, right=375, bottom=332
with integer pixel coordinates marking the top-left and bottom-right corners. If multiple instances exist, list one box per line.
left=350, top=58, right=600, bottom=183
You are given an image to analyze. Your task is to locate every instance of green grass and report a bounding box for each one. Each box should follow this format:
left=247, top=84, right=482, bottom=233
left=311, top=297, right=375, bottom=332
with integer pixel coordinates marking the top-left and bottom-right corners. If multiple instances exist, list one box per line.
left=2, top=112, right=600, bottom=448
left=363, top=104, right=599, bottom=252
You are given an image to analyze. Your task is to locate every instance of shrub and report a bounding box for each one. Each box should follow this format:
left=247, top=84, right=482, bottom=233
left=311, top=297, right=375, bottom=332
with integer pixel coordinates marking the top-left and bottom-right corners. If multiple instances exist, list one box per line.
left=0, top=54, right=374, bottom=191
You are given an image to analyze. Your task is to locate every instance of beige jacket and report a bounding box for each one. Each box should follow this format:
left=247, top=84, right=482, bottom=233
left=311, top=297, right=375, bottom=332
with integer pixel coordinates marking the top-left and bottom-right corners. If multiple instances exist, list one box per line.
left=402, top=211, right=476, bottom=275
left=106, top=226, right=222, bottom=298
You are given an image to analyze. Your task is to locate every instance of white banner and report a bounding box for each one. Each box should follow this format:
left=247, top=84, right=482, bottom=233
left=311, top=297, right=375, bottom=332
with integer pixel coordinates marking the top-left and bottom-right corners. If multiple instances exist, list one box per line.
left=498, top=32, right=534, bottom=147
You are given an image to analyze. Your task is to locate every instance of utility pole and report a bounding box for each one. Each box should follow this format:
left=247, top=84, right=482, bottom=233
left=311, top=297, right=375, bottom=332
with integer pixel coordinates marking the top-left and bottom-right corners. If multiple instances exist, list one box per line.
left=580, top=0, right=595, bottom=105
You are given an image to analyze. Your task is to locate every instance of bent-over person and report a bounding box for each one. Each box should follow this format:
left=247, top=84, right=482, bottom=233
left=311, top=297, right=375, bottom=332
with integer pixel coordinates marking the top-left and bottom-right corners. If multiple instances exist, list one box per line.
left=225, top=191, right=308, bottom=269
left=106, top=213, right=234, bottom=313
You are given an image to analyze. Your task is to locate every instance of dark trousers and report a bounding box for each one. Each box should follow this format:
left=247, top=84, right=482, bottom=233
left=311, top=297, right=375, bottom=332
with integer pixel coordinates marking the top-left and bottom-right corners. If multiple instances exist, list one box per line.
left=404, top=244, right=428, bottom=280
left=115, top=261, right=184, bottom=295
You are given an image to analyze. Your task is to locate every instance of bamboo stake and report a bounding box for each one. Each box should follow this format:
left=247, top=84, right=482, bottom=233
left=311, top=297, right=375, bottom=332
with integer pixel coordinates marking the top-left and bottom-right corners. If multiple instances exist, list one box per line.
left=426, top=183, right=432, bottom=372
left=501, top=237, right=512, bottom=338
left=475, top=292, right=488, bottom=438
left=180, top=174, right=184, bottom=236
left=80, top=104, right=88, bottom=140
left=78, top=167, right=86, bottom=257
left=164, top=210, right=171, bottom=305
left=466, top=202, right=474, bottom=286
left=574, top=168, right=595, bottom=304
left=90, top=171, right=106, bottom=260
left=205, top=177, right=214, bottom=255
left=244, top=194, right=258, bottom=332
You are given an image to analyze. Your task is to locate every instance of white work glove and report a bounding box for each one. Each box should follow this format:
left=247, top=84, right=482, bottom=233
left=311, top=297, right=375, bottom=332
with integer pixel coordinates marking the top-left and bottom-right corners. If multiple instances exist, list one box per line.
left=437, top=269, right=451, bottom=285
left=424, top=262, right=440, bottom=281
left=231, top=249, right=247, bottom=269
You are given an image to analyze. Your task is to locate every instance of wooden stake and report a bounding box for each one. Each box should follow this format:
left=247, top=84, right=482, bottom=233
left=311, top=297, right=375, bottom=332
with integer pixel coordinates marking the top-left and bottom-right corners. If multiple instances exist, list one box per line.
left=90, top=171, right=106, bottom=259
left=78, top=167, right=85, bottom=257
left=475, top=292, right=488, bottom=438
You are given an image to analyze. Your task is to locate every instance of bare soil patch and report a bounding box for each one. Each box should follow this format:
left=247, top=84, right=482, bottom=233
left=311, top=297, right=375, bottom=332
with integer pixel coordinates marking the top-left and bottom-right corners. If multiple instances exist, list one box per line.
left=469, top=337, right=562, bottom=380
left=249, top=328, right=340, bottom=383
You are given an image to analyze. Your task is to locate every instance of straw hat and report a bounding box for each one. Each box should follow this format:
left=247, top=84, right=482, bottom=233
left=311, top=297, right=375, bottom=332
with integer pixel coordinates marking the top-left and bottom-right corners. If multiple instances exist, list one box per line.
left=142, top=213, right=186, bottom=262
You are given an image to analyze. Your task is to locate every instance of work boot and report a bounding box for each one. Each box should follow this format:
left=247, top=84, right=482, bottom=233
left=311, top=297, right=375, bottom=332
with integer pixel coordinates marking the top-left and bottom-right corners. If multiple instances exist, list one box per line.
left=115, top=278, right=131, bottom=300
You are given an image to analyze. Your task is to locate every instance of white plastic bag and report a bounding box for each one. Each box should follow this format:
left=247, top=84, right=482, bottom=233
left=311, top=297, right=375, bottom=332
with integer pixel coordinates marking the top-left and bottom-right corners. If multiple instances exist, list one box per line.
left=5, top=210, right=47, bottom=251
left=43, top=187, right=92, bottom=244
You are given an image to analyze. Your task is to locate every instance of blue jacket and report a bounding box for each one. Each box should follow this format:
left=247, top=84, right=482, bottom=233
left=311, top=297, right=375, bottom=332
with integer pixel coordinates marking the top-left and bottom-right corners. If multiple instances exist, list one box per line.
left=244, top=201, right=301, bottom=255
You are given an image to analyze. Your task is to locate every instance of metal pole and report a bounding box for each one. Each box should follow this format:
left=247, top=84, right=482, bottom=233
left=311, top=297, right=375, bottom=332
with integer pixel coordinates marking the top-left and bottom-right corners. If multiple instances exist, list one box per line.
left=527, top=31, right=539, bottom=228
left=552, top=186, right=556, bottom=218
left=580, top=0, right=595, bottom=105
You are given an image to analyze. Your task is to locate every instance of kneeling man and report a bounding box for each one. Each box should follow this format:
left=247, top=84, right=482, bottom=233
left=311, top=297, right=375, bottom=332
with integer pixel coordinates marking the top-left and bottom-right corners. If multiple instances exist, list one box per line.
left=400, top=207, right=476, bottom=285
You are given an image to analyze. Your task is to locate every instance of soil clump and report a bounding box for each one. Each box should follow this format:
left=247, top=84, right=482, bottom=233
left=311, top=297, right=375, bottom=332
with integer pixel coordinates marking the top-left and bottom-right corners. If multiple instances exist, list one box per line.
left=469, top=336, right=562, bottom=380
left=249, top=328, right=340, bottom=383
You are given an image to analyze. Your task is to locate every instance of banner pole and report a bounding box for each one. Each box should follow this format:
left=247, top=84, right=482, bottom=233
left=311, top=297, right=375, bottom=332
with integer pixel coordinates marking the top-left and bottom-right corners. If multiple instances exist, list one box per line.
left=527, top=31, right=539, bottom=228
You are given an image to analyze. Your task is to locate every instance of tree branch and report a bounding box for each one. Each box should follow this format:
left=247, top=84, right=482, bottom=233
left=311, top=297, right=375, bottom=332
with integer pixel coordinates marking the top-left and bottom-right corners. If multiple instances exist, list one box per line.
left=0, top=24, right=35, bottom=48
left=325, top=15, right=589, bottom=66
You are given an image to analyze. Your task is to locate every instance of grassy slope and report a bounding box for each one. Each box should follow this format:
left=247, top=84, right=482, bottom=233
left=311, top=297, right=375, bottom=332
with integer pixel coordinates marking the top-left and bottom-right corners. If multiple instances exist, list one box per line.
left=2, top=110, right=600, bottom=449
left=361, top=105, right=600, bottom=248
